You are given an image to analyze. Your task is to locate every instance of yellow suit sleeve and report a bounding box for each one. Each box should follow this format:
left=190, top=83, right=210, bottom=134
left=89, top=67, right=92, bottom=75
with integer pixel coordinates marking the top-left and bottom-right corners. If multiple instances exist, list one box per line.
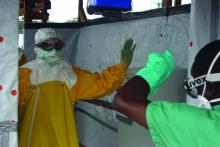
left=71, top=63, right=128, bottom=102
left=18, top=68, right=32, bottom=113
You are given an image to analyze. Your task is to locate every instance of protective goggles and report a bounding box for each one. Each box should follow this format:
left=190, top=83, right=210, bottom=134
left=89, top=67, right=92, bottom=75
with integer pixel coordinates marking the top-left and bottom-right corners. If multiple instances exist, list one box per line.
left=36, top=40, right=64, bottom=51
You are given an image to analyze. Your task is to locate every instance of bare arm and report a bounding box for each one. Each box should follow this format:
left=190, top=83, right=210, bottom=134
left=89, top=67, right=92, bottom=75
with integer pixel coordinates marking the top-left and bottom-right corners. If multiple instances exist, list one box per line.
left=112, top=49, right=175, bottom=128
left=112, top=76, right=151, bottom=128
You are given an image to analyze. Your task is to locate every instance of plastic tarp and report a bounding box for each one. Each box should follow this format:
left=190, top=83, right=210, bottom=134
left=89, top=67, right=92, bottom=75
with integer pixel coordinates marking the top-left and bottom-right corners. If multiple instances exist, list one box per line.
left=0, top=0, right=19, bottom=147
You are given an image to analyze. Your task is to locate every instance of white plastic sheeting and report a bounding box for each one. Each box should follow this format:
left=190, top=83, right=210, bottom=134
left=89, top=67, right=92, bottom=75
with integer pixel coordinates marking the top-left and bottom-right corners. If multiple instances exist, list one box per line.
left=188, top=0, right=215, bottom=68
left=0, top=0, right=19, bottom=147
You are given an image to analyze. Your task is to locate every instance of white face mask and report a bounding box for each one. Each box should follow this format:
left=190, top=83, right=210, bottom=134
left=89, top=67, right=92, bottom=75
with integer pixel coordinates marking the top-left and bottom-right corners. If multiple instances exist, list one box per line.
left=185, top=51, right=220, bottom=109
left=34, top=47, right=60, bottom=64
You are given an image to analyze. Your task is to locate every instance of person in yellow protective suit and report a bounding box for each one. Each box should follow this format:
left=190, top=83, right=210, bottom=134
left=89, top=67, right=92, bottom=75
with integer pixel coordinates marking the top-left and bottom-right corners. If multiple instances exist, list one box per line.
left=18, top=28, right=136, bottom=147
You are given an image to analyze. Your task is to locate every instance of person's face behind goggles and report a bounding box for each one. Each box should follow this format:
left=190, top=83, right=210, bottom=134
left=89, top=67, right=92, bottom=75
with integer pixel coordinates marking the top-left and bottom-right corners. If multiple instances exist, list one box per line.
left=36, top=39, right=64, bottom=51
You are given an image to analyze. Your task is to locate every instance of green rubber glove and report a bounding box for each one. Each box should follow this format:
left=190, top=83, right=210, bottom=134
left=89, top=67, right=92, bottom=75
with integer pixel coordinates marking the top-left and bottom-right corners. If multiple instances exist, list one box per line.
left=136, top=49, right=175, bottom=96
left=120, top=38, right=136, bottom=65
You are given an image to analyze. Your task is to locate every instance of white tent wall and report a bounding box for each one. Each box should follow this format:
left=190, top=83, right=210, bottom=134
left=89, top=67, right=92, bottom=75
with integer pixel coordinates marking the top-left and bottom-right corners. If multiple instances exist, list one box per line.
left=188, top=0, right=216, bottom=68
left=0, top=0, right=19, bottom=147
left=24, top=6, right=190, bottom=147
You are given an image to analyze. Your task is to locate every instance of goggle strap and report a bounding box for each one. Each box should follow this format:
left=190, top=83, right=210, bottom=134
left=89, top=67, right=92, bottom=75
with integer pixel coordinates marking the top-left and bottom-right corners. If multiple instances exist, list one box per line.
left=210, top=98, right=220, bottom=103
left=184, top=75, right=206, bottom=90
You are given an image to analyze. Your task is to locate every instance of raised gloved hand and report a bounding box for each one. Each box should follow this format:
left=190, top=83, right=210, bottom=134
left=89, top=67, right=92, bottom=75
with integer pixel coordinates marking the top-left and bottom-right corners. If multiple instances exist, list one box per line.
left=136, top=49, right=175, bottom=96
left=120, top=39, right=136, bottom=65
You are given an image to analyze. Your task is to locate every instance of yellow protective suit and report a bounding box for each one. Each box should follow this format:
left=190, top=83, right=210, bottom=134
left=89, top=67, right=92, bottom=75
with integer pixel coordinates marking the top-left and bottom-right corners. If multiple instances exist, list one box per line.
left=18, top=63, right=128, bottom=147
